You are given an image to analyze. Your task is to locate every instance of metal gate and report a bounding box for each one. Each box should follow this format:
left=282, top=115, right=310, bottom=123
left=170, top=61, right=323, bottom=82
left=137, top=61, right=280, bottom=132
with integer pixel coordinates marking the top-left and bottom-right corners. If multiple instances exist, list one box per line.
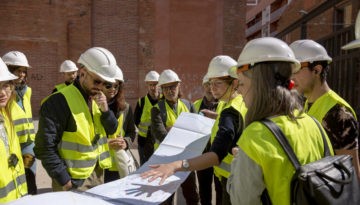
left=318, top=25, right=360, bottom=115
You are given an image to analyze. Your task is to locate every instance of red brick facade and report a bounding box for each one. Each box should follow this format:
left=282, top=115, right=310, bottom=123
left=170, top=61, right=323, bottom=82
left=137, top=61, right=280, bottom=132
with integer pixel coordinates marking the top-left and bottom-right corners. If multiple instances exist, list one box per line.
left=0, top=0, right=246, bottom=116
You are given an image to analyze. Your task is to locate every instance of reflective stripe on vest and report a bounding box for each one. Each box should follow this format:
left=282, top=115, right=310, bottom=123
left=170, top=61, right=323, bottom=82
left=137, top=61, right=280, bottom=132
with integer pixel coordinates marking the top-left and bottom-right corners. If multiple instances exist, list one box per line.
left=10, top=87, right=35, bottom=145
left=153, top=99, right=190, bottom=150
left=138, top=96, right=154, bottom=138
left=0, top=174, right=26, bottom=200
left=0, top=111, right=28, bottom=203
left=55, top=83, right=67, bottom=91
left=237, top=113, right=333, bottom=205
left=305, top=89, right=357, bottom=122
left=57, top=85, right=112, bottom=179
left=60, top=137, right=107, bottom=152
left=211, top=94, right=247, bottom=179
left=64, top=151, right=110, bottom=169
left=108, top=112, right=125, bottom=171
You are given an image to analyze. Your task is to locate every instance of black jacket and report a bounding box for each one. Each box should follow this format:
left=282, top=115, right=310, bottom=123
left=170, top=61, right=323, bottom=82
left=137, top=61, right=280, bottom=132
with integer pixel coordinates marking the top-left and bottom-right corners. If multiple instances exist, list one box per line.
left=34, top=79, right=118, bottom=187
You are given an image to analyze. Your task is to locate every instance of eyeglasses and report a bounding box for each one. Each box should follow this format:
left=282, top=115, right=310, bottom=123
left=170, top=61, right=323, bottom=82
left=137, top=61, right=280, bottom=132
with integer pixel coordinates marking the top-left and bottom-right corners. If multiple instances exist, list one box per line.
left=162, top=84, right=178, bottom=91
left=209, top=80, right=226, bottom=88
left=104, top=83, right=119, bottom=89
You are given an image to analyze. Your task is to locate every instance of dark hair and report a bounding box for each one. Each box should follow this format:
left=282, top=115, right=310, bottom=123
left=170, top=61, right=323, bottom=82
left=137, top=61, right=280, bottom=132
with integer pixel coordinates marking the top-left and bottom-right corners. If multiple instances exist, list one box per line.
left=7, top=65, right=27, bottom=85
left=242, top=62, right=304, bottom=126
left=307, top=61, right=329, bottom=83
left=114, top=82, right=126, bottom=112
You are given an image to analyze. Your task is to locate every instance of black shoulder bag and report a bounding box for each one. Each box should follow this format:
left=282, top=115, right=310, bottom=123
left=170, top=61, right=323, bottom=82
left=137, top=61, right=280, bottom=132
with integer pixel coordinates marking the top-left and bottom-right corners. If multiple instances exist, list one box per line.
left=260, top=117, right=360, bottom=205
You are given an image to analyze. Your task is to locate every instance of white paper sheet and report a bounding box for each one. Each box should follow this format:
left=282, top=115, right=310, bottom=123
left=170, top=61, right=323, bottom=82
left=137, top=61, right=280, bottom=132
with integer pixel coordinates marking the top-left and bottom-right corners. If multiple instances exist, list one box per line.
left=9, top=112, right=215, bottom=205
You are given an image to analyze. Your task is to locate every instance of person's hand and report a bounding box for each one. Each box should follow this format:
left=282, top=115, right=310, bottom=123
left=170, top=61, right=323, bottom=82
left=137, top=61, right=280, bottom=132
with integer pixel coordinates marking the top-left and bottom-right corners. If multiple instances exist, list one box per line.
left=62, top=180, right=72, bottom=191
left=140, top=161, right=182, bottom=185
left=200, top=109, right=218, bottom=119
left=108, top=136, right=127, bottom=150
left=232, top=146, right=239, bottom=158
left=93, top=91, right=108, bottom=112
left=165, top=126, right=172, bottom=132
left=23, top=153, right=35, bottom=168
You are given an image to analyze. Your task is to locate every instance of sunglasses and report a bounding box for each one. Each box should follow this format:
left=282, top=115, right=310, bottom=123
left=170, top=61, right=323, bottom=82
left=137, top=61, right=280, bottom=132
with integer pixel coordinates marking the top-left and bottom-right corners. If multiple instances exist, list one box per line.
left=162, top=84, right=178, bottom=91
left=104, top=83, right=120, bottom=89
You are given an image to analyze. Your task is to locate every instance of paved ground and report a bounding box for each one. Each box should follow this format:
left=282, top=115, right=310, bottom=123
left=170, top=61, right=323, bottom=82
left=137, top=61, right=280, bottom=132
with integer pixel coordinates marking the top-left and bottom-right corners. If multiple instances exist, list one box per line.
left=33, top=119, right=217, bottom=204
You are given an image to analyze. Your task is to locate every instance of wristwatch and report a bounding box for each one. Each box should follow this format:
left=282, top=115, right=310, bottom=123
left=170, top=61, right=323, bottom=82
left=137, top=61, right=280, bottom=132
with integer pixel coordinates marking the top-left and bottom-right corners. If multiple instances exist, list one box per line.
left=182, top=159, right=190, bottom=170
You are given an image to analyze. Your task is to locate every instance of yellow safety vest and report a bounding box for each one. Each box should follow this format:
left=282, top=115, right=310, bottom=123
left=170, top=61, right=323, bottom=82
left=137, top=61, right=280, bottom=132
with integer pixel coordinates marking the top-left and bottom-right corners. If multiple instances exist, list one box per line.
left=194, top=98, right=225, bottom=114
left=108, top=112, right=125, bottom=171
left=153, top=99, right=190, bottom=150
left=305, top=89, right=357, bottom=122
left=10, top=87, right=35, bottom=146
left=238, top=113, right=333, bottom=205
left=57, top=85, right=112, bottom=179
left=210, top=94, right=247, bottom=179
left=0, top=110, right=27, bottom=203
left=194, top=99, right=202, bottom=113
left=138, top=96, right=154, bottom=138
left=54, top=83, right=67, bottom=91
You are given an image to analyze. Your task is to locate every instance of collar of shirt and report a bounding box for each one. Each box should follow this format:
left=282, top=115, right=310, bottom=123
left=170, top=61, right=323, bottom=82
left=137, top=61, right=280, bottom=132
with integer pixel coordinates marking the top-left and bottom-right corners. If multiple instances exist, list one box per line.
left=147, top=93, right=159, bottom=105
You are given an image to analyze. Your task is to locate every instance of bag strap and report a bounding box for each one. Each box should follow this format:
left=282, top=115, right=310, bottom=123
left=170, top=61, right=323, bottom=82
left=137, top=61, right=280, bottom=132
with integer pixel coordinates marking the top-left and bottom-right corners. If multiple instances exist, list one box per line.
left=308, top=116, right=331, bottom=157
left=261, top=116, right=331, bottom=170
left=261, top=119, right=302, bottom=169
left=158, top=100, right=167, bottom=125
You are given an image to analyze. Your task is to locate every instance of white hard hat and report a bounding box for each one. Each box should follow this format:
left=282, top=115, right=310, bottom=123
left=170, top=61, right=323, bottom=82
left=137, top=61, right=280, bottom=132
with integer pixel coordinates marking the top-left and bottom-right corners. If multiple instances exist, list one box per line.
left=0, top=57, right=18, bottom=82
left=2, top=51, right=31, bottom=68
left=157, top=69, right=181, bottom=87
left=342, top=10, right=360, bottom=50
left=207, top=55, right=238, bottom=79
left=114, top=66, right=124, bottom=82
left=236, top=37, right=300, bottom=73
left=290, top=40, right=332, bottom=64
left=78, top=47, right=117, bottom=83
left=60, top=60, right=78, bottom=72
left=202, top=73, right=209, bottom=84
left=144, top=71, right=160, bottom=82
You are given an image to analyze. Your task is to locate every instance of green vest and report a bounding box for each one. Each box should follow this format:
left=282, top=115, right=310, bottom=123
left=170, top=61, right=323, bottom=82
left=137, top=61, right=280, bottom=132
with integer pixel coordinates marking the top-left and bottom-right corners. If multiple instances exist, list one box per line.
left=238, top=113, right=334, bottom=205
left=54, top=83, right=67, bottom=91
left=305, top=89, right=357, bottom=122
left=210, top=94, right=247, bottom=179
left=153, top=99, right=190, bottom=150
left=0, top=110, right=27, bottom=203
left=108, top=112, right=125, bottom=171
left=138, top=96, right=154, bottom=138
left=57, top=85, right=112, bottom=179
left=10, top=87, right=35, bottom=146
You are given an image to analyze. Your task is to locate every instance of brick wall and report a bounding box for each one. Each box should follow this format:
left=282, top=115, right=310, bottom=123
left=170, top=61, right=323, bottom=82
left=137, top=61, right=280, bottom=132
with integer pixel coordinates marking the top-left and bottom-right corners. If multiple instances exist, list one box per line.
left=0, top=0, right=91, bottom=117
left=223, top=0, right=246, bottom=60
left=0, top=0, right=247, bottom=115
left=91, top=0, right=139, bottom=107
left=153, top=0, right=246, bottom=102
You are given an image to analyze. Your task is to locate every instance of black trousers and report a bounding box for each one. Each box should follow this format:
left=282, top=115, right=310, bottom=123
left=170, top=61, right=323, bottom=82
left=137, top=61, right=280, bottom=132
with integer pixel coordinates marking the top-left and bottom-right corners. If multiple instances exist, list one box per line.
left=196, top=167, right=213, bottom=205
left=161, top=171, right=200, bottom=205
left=25, top=168, right=37, bottom=195
left=104, top=169, right=120, bottom=183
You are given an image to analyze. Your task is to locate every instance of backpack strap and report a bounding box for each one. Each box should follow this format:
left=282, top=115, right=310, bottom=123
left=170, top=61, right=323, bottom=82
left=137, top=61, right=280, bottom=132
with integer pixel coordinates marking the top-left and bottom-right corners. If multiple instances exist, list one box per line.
left=158, top=100, right=167, bottom=126
left=308, top=116, right=331, bottom=157
left=261, top=119, right=301, bottom=170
